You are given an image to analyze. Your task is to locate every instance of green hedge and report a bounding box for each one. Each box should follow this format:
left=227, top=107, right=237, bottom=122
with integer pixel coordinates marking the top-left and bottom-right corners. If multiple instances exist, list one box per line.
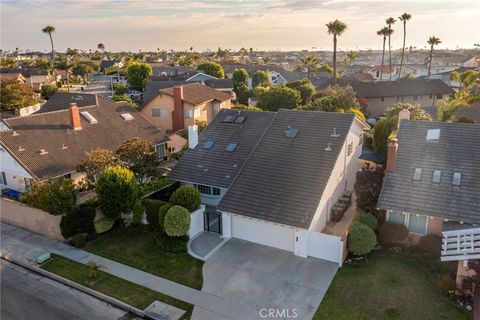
left=95, top=218, right=115, bottom=234
left=169, top=185, right=201, bottom=212
left=164, top=205, right=190, bottom=237
left=143, top=199, right=167, bottom=230
left=348, top=222, right=377, bottom=256
left=159, top=204, right=173, bottom=230
left=132, top=200, right=143, bottom=225
left=356, top=211, right=378, bottom=230
left=60, top=203, right=96, bottom=239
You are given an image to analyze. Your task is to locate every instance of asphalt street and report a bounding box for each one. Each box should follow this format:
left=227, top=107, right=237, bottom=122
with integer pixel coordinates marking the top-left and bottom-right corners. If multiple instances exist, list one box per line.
left=0, top=260, right=130, bottom=320
left=82, top=74, right=113, bottom=97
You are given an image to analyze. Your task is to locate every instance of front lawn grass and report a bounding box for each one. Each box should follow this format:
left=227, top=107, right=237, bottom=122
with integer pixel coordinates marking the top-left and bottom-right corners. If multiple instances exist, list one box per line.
left=85, top=225, right=204, bottom=290
left=41, top=254, right=193, bottom=319
left=314, top=251, right=471, bottom=320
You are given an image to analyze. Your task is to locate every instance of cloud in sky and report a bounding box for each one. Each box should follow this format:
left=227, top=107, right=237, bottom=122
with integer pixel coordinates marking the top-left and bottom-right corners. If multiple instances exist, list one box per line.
left=1, top=0, right=479, bottom=52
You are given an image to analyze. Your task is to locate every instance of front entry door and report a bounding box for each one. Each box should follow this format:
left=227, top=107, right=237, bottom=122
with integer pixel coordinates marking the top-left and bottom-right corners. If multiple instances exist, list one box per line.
left=204, top=206, right=222, bottom=234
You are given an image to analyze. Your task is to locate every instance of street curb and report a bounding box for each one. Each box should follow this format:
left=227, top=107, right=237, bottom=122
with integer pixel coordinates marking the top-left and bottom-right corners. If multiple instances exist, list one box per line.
left=1, top=254, right=148, bottom=318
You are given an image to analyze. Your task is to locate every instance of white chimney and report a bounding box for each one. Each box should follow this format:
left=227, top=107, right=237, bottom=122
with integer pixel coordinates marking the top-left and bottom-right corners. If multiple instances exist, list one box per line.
left=188, top=125, right=198, bottom=149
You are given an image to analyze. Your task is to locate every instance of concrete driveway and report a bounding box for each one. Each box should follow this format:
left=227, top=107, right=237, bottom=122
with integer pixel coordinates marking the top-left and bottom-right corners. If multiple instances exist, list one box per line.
left=193, top=239, right=338, bottom=320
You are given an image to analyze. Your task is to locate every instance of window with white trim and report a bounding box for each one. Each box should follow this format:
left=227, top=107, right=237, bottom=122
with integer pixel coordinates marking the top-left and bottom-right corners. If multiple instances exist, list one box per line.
left=388, top=210, right=406, bottom=225
left=185, top=110, right=194, bottom=118
left=347, top=142, right=353, bottom=156
left=195, top=184, right=221, bottom=196
left=408, top=214, right=427, bottom=235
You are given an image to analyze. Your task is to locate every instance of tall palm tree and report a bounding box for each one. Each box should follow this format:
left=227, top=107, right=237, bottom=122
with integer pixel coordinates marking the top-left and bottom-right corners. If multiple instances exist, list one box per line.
left=42, top=25, right=55, bottom=63
left=97, top=43, right=105, bottom=53
left=377, top=27, right=391, bottom=81
left=345, top=50, right=359, bottom=66
left=398, top=13, right=412, bottom=79
left=326, top=19, right=347, bottom=84
left=302, top=55, right=320, bottom=81
left=262, top=56, right=272, bottom=65
left=427, top=36, right=441, bottom=77
left=385, top=17, right=396, bottom=80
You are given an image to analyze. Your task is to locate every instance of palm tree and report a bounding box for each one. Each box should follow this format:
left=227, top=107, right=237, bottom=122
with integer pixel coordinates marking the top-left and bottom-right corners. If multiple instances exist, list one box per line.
left=427, top=36, right=441, bottom=77
left=42, top=25, right=55, bottom=63
left=398, top=13, right=412, bottom=79
left=385, top=17, right=396, bottom=80
left=377, top=27, right=391, bottom=81
left=326, top=19, right=347, bottom=84
left=302, top=55, right=320, bottom=81
left=345, top=50, right=359, bottom=66
left=262, top=56, right=272, bottom=65
left=97, top=43, right=105, bottom=53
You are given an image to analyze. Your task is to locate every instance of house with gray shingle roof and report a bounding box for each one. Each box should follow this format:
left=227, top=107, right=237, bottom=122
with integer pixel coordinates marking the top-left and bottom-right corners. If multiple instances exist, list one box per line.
left=377, top=110, right=480, bottom=264
left=0, top=95, right=169, bottom=192
left=170, top=108, right=368, bottom=264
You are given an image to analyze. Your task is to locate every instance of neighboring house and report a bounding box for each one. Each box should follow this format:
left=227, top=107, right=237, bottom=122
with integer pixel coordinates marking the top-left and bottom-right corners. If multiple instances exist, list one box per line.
left=35, top=92, right=98, bottom=114
left=0, top=72, right=26, bottom=83
left=319, top=79, right=454, bottom=117
left=148, top=64, right=194, bottom=77
left=170, top=109, right=368, bottom=264
left=427, top=67, right=479, bottom=89
left=362, top=65, right=400, bottom=81
left=377, top=111, right=480, bottom=285
left=0, top=67, right=57, bottom=92
left=0, top=96, right=169, bottom=192
left=140, top=83, right=232, bottom=132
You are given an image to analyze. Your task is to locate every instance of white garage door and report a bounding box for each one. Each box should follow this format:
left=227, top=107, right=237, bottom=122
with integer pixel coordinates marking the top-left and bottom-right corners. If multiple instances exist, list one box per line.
left=231, top=215, right=295, bottom=252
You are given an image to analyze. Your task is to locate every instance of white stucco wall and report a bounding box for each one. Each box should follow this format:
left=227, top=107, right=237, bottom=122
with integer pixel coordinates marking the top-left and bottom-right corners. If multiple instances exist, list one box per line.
left=222, top=212, right=232, bottom=238
left=0, top=147, right=32, bottom=191
left=189, top=205, right=205, bottom=239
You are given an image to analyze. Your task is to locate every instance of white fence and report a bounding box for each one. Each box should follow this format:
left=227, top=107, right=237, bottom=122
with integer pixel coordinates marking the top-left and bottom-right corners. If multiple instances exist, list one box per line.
left=441, top=227, right=480, bottom=262
left=308, top=231, right=344, bottom=266
left=188, top=205, right=205, bottom=239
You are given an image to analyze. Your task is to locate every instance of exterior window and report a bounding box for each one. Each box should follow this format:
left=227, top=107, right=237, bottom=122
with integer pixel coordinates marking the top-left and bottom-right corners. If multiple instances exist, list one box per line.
left=212, top=187, right=221, bottom=196
left=432, top=170, right=441, bottom=183
left=347, top=142, right=353, bottom=156
left=452, top=172, right=462, bottom=186
left=185, top=110, right=193, bottom=118
left=376, top=71, right=380, bottom=77
left=436, top=94, right=442, bottom=99
left=196, top=184, right=212, bottom=195
left=413, top=95, right=420, bottom=101
left=408, top=214, right=427, bottom=235
left=152, top=108, right=167, bottom=117
left=388, top=211, right=406, bottom=225
left=194, top=108, right=201, bottom=118
left=413, top=168, right=422, bottom=181
left=0, top=172, right=6, bottom=185
left=359, top=133, right=363, bottom=145
left=155, top=144, right=166, bottom=159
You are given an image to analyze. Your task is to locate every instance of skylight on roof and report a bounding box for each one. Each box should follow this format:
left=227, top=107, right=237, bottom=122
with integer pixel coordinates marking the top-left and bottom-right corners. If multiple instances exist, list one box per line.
left=121, top=113, right=134, bottom=121
left=222, top=115, right=235, bottom=123
left=203, top=139, right=215, bottom=149
left=413, top=168, right=422, bottom=181
left=80, top=111, right=98, bottom=124
left=452, top=172, right=462, bottom=186
left=286, top=128, right=299, bottom=138
left=233, top=116, right=246, bottom=124
left=225, top=143, right=237, bottom=152
left=426, top=129, right=440, bottom=141
left=432, top=170, right=441, bottom=183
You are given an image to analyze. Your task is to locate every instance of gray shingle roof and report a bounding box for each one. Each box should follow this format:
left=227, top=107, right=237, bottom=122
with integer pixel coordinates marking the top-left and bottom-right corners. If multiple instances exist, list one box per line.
left=1, top=96, right=169, bottom=181
left=169, top=109, right=276, bottom=188
left=218, top=110, right=356, bottom=228
left=36, top=92, right=98, bottom=114
left=378, top=120, right=480, bottom=223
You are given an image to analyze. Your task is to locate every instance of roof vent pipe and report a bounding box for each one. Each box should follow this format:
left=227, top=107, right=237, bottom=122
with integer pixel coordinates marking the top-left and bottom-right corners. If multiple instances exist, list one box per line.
left=331, top=128, right=340, bottom=138
left=325, top=143, right=332, bottom=151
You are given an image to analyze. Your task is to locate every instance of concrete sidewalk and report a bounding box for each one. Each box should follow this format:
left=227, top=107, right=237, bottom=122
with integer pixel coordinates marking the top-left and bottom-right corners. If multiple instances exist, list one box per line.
left=0, top=223, right=259, bottom=320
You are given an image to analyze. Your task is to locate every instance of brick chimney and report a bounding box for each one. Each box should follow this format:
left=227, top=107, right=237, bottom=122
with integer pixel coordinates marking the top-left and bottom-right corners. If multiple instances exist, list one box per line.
left=69, top=103, right=81, bottom=130
left=386, top=139, right=398, bottom=172
left=397, top=108, right=410, bottom=128
left=172, top=86, right=184, bottom=131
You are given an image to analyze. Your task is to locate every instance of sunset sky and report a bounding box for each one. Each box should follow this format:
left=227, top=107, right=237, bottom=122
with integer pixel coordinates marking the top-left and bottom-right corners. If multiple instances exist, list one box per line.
left=1, top=0, right=479, bottom=52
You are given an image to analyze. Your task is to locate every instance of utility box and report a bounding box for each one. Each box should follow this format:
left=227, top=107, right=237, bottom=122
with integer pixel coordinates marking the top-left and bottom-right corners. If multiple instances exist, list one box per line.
left=36, top=253, right=51, bottom=264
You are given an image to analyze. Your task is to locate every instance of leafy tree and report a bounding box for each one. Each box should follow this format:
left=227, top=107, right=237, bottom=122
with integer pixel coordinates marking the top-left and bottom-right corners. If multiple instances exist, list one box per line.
left=113, top=83, right=128, bottom=95
left=110, top=95, right=135, bottom=108
left=378, top=222, right=409, bottom=244
left=60, top=203, right=96, bottom=238
left=116, top=138, right=159, bottom=183
left=235, top=84, right=253, bottom=105
left=96, top=166, right=139, bottom=220
left=356, top=210, right=378, bottom=230
left=427, top=36, right=441, bottom=77
left=234, top=103, right=262, bottom=111
left=41, top=83, right=58, bottom=100
left=0, top=58, right=16, bottom=68
left=372, top=116, right=397, bottom=154
left=196, top=61, right=225, bottom=79
left=169, top=185, right=201, bottom=212
left=76, top=147, right=118, bottom=185
left=42, top=25, right=55, bottom=63
left=437, top=98, right=469, bottom=122
left=326, top=19, right=347, bottom=84
left=354, top=168, right=385, bottom=212
left=232, top=68, right=249, bottom=90
left=20, top=178, right=75, bottom=216
left=286, top=79, right=315, bottom=105
left=348, top=222, right=377, bottom=259
left=0, top=79, right=38, bottom=111
left=257, top=86, right=301, bottom=111
left=398, top=13, right=412, bottom=78
left=164, top=205, right=191, bottom=237
left=252, top=70, right=271, bottom=88
left=302, top=55, right=319, bottom=81
left=126, top=62, right=153, bottom=90
left=384, top=103, right=432, bottom=120
left=97, top=43, right=105, bottom=52
left=72, top=63, right=94, bottom=83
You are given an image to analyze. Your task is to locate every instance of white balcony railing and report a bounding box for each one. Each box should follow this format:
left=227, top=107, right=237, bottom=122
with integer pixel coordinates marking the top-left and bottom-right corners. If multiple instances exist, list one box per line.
left=441, top=228, right=480, bottom=262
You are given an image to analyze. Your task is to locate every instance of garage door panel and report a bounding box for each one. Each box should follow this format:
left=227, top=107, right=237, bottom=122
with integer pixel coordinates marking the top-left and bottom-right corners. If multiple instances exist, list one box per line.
left=232, top=215, right=295, bottom=252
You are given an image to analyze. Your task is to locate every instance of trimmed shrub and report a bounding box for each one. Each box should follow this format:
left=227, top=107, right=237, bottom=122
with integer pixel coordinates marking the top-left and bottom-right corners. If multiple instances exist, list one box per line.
left=164, top=205, right=190, bottom=237
left=417, top=234, right=442, bottom=258
left=159, top=203, right=173, bottom=230
left=348, top=222, right=377, bottom=256
left=356, top=211, right=378, bottom=230
left=20, top=178, right=75, bottom=216
left=132, top=200, right=143, bottom=225
left=94, top=218, right=115, bottom=234
left=97, top=165, right=139, bottom=220
left=60, top=203, right=96, bottom=239
left=154, top=231, right=188, bottom=254
left=69, top=233, right=88, bottom=248
left=169, top=185, right=201, bottom=212
left=143, top=199, right=167, bottom=230
left=378, top=222, right=409, bottom=245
